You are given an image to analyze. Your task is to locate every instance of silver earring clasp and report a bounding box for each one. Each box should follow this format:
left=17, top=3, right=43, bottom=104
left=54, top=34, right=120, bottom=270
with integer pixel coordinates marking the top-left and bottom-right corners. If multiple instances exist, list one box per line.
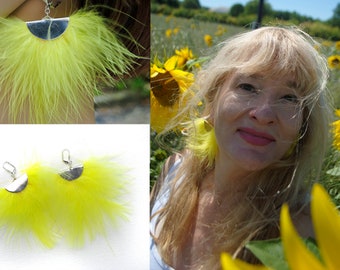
left=26, top=0, right=68, bottom=40
left=59, top=149, right=84, bottom=181
left=3, top=162, right=28, bottom=193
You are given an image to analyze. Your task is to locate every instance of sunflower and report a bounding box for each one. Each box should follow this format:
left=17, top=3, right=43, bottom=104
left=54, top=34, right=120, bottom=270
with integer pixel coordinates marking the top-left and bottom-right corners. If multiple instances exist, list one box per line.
left=150, top=55, right=194, bottom=133
left=204, top=34, right=213, bottom=47
left=331, top=110, right=340, bottom=151
left=281, top=184, right=340, bottom=269
left=175, top=47, right=195, bottom=68
left=327, top=55, right=340, bottom=69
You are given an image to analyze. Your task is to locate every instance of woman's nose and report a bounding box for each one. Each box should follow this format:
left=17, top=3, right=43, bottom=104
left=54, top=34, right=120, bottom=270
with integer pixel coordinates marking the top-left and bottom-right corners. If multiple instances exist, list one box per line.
left=248, top=100, right=276, bottom=125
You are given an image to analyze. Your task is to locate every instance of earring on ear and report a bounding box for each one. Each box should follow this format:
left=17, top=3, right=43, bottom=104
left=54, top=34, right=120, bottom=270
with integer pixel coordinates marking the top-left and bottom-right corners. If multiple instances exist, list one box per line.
left=0, top=162, right=58, bottom=247
left=53, top=150, right=129, bottom=247
left=186, top=118, right=218, bottom=167
left=0, top=0, right=135, bottom=123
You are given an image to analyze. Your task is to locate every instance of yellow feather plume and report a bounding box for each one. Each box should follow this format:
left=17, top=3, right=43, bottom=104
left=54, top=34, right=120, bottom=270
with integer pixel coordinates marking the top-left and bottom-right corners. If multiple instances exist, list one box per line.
left=186, top=118, right=218, bottom=167
left=53, top=156, right=129, bottom=247
left=0, top=164, right=58, bottom=248
left=0, top=10, right=135, bottom=123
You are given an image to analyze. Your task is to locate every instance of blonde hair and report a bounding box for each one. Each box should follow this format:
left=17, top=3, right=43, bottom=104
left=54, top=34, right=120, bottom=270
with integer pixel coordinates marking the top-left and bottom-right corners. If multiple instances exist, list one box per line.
left=153, top=26, right=332, bottom=267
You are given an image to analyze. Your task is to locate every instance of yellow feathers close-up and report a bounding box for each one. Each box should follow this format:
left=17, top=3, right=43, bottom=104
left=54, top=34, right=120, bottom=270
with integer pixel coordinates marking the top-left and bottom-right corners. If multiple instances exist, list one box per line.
left=0, top=10, right=135, bottom=123
left=0, top=157, right=129, bottom=248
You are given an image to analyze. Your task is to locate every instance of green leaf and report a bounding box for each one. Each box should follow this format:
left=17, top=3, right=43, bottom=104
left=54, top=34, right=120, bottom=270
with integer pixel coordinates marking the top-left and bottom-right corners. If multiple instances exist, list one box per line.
left=246, top=238, right=321, bottom=270
left=303, top=238, right=322, bottom=263
left=326, top=166, right=340, bottom=176
left=246, top=238, right=289, bottom=270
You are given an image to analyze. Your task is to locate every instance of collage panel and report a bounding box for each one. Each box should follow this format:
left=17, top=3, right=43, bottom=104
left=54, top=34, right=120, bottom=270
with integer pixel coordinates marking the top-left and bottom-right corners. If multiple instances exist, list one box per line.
left=150, top=0, right=340, bottom=269
left=0, top=0, right=149, bottom=124
left=0, top=124, right=149, bottom=269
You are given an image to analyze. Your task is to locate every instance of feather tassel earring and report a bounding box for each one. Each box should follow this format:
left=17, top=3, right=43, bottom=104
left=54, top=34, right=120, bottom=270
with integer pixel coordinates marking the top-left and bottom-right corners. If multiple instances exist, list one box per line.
left=186, top=118, right=218, bottom=167
left=53, top=150, right=129, bottom=247
left=0, top=162, right=58, bottom=247
left=0, top=1, right=135, bottom=123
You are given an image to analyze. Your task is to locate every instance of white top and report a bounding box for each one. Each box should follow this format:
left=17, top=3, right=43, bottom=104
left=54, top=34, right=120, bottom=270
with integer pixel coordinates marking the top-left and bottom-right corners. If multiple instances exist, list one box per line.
left=150, top=159, right=182, bottom=270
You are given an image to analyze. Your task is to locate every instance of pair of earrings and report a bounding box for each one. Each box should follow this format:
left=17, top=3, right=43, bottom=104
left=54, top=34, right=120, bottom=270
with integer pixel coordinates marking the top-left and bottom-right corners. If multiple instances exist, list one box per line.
left=0, top=150, right=129, bottom=248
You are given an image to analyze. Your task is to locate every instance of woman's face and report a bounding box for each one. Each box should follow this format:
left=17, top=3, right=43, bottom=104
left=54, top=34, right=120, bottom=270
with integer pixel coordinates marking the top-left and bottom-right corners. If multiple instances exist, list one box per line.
left=213, top=72, right=303, bottom=172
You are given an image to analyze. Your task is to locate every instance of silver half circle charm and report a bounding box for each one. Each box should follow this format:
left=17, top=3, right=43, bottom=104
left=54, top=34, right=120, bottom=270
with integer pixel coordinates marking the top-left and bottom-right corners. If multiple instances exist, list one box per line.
left=26, top=17, right=69, bottom=40
left=59, top=164, right=84, bottom=181
left=5, top=173, right=28, bottom=193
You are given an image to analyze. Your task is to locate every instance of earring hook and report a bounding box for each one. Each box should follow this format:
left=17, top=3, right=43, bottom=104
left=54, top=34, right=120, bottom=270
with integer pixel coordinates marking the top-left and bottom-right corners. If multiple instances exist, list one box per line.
left=3, top=161, right=17, bottom=180
left=3, top=162, right=28, bottom=193
left=62, top=149, right=73, bottom=169
left=59, top=149, right=84, bottom=181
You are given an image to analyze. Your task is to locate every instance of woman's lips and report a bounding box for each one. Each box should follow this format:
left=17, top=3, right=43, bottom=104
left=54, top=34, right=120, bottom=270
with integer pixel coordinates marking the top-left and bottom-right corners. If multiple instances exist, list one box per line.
left=238, top=128, right=275, bottom=146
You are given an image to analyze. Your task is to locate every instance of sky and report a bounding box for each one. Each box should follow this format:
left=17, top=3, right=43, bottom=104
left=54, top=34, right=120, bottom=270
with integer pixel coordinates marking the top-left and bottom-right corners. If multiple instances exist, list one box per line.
left=199, top=0, right=339, bottom=21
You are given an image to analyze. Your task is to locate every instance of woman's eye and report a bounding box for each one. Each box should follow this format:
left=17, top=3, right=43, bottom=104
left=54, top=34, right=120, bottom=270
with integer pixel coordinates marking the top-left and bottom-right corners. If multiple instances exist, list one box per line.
left=238, top=83, right=257, bottom=93
left=282, top=94, right=299, bottom=103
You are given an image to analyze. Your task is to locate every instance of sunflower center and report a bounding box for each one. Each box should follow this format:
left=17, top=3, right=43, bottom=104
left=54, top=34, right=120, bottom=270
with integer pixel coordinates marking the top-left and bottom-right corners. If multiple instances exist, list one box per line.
left=151, top=71, right=180, bottom=107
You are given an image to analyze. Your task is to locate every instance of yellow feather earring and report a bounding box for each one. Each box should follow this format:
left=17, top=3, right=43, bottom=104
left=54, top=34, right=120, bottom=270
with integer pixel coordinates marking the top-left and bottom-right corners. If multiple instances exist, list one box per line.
left=0, top=1, right=135, bottom=123
left=52, top=150, right=129, bottom=247
left=186, top=118, right=219, bottom=167
left=0, top=162, right=58, bottom=248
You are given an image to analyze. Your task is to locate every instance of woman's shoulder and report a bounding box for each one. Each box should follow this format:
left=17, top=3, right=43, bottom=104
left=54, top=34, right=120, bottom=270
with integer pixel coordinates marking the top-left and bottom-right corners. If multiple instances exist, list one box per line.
left=293, top=202, right=315, bottom=239
left=150, top=152, right=183, bottom=208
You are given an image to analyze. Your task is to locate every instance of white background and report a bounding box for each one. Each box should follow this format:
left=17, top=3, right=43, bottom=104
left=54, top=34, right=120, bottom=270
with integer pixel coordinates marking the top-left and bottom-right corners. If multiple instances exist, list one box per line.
left=0, top=125, right=150, bottom=270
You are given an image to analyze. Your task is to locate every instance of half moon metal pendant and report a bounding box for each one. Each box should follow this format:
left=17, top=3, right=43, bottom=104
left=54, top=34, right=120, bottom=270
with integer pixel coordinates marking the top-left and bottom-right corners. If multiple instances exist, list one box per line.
left=5, top=173, right=28, bottom=193
left=60, top=164, right=84, bottom=181
left=26, top=17, right=69, bottom=40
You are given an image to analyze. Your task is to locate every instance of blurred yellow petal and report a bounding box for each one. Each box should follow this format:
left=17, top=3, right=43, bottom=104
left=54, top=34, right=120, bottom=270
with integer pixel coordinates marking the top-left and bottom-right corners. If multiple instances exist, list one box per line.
left=204, top=34, right=213, bottom=47
left=312, top=184, right=340, bottom=270
left=165, top=29, right=172, bottom=38
left=164, top=55, right=179, bottom=71
left=280, top=204, right=325, bottom=270
left=335, top=109, right=340, bottom=118
left=151, top=64, right=166, bottom=77
left=220, top=253, right=269, bottom=270
left=150, top=90, right=180, bottom=133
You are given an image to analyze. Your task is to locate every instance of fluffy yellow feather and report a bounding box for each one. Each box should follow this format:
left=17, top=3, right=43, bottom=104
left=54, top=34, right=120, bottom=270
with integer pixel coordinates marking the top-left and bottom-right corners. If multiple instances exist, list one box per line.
left=52, top=156, right=129, bottom=247
left=186, top=118, right=218, bottom=167
left=0, top=10, right=135, bottom=123
left=0, top=164, right=58, bottom=248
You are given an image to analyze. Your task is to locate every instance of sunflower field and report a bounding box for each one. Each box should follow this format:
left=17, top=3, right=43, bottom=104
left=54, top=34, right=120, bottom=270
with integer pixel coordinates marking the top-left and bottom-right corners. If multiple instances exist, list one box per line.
left=150, top=13, right=340, bottom=206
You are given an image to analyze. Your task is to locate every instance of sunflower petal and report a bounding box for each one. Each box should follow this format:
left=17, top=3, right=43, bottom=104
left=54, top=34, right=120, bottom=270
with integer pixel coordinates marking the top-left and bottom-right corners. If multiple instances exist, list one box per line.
left=280, top=204, right=325, bottom=270
left=164, top=55, right=179, bottom=71
left=312, top=184, right=340, bottom=270
left=220, top=253, right=269, bottom=270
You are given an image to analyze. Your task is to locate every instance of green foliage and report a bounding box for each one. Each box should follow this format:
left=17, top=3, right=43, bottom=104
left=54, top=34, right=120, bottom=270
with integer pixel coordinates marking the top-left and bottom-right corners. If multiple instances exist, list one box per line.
left=246, top=238, right=321, bottom=270
left=172, top=8, right=195, bottom=19
left=244, top=0, right=272, bottom=16
left=182, top=0, right=201, bottom=9
left=329, top=3, right=340, bottom=26
left=151, top=1, right=339, bottom=40
left=150, top=130, right=184, bottom=189
left=230, top=4, right=244, bottom=17
left=152, top=0, right=179, bottom=7
left=320, top=147, right=340, bottom=206
left=151, top=3, right=173, bottom=15
left=301, top=21, right=340, bottom=41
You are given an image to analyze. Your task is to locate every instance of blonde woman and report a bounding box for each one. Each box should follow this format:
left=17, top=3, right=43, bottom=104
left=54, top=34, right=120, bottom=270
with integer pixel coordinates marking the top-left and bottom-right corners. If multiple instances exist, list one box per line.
left=150, top=26, right=332, bottom=269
